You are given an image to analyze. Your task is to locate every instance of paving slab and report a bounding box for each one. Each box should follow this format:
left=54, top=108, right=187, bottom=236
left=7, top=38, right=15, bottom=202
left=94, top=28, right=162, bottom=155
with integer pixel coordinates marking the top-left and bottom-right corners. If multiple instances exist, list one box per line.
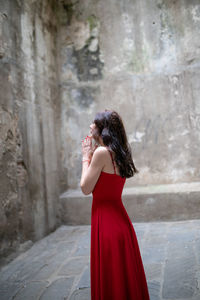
left=39, top=277, right=74, bottom=300
left=13, top=281, right=48, bottom=300
left=0, top=221, right=200, bottom=300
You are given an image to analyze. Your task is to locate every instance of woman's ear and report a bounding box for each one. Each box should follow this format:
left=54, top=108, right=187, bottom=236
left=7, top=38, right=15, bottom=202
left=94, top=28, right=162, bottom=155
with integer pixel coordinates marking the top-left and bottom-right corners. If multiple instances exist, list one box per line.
left=101, top=128, right=111, bottom=144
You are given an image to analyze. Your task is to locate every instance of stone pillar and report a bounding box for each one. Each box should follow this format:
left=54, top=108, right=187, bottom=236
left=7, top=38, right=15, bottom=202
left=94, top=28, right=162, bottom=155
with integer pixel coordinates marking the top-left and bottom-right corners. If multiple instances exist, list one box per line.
left=0, top=0, right=61, bottom=259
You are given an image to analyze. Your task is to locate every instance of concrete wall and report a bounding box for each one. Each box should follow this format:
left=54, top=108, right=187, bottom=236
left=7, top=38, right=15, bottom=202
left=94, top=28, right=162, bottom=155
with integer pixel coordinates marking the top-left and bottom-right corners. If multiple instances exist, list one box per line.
left=60, top=0, right=200, bottom=189
left=1, top=0, right=200, bottom=261
left=0, top=0, right=61, bottom=259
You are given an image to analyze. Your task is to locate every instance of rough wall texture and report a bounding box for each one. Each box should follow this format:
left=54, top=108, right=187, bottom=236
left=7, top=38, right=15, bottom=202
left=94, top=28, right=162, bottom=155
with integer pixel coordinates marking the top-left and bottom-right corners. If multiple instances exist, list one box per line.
left=60, top=0, right=200, bottom=189
left=1, top=0, right=200, bottom=261
left=0, top=0, right=61, bottom=259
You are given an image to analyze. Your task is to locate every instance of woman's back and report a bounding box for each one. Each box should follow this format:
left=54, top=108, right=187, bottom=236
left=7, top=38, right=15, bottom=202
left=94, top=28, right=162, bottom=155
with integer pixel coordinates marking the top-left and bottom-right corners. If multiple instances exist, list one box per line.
left=92, top=147, right=126, bottom=205
left=100, top=147, right=120, bottom=175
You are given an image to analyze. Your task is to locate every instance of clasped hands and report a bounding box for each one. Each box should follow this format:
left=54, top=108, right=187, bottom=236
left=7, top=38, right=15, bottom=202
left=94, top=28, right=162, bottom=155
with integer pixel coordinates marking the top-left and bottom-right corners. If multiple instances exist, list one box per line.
left=82, top=135, right=98, bottom=162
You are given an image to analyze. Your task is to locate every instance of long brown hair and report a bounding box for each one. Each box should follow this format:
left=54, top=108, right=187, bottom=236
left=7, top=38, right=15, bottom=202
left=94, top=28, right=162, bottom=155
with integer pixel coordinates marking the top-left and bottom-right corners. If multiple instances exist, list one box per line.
left=93, top=110, right=139, bottom=178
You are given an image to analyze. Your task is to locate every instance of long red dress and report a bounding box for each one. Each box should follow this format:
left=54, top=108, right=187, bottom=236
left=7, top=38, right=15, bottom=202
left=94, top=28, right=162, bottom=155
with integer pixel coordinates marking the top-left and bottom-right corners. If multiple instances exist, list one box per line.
left=90, top=149, right=150, bottom=300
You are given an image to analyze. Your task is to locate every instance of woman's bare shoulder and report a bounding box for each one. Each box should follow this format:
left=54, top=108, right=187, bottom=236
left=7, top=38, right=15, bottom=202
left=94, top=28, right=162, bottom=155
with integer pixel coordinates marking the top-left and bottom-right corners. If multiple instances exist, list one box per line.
left=93, top=146, right=108, bottom=157
left=94, top=146, right=108, bottom=152
left=94, top=146, right=108, bottom=154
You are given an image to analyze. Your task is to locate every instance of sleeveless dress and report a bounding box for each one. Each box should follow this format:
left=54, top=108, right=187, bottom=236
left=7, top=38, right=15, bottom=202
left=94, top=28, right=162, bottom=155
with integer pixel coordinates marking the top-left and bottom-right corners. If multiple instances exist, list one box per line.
left=90, top=149, right=150, bottom=300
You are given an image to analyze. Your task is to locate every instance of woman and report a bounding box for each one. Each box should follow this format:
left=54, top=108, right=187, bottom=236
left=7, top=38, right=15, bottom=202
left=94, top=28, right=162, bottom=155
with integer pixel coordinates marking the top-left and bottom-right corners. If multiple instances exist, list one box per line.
left=80, top=110, right=150, bottom=300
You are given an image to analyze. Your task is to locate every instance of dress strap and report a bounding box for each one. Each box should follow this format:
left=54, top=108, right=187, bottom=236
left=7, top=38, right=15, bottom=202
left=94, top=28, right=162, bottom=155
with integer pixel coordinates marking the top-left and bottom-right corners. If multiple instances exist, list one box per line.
left=108, top=149, right=116, bottom=174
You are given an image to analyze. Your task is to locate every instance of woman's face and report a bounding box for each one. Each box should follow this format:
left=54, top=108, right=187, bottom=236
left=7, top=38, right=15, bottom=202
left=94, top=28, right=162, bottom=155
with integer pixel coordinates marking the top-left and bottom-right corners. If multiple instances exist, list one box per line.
left=90, top=122, right=99, bottom=142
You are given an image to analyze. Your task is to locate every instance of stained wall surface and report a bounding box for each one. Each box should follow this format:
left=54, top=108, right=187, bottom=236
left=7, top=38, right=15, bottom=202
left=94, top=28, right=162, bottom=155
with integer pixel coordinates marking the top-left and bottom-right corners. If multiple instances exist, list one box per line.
left=60, top=0, right=200, bottom=189
left=0, top=0, right=61, bottom=260
left=1, top=0, right=200, bottom=261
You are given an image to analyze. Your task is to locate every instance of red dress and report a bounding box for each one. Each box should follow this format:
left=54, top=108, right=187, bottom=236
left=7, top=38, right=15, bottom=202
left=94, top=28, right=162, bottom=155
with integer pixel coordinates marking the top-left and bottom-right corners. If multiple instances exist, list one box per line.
left=90, top=149, right=150, bottom=300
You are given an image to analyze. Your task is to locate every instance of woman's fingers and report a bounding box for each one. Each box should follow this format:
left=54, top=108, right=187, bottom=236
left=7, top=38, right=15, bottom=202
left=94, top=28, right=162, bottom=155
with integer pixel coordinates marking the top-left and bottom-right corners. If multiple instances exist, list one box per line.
left=82, top=136, right=92, bottom=149
left=82, top=136, right=92, bottom=144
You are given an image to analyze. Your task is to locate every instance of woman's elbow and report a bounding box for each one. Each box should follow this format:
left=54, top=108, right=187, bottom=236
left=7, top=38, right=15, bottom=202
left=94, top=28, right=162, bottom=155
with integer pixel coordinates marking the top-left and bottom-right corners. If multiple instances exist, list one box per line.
left=80, top=183, right=91, bottom=195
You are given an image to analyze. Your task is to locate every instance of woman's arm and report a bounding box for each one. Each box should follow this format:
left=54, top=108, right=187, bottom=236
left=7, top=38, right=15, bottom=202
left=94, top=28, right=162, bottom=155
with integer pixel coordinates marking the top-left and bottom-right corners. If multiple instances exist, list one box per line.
left=80, top=146, right=106, bottom=195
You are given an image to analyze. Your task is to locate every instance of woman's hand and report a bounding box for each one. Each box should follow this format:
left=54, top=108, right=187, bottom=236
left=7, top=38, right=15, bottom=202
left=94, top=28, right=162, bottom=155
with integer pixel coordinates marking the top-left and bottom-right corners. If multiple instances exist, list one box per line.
left=82, top=136, right=98, bottom=162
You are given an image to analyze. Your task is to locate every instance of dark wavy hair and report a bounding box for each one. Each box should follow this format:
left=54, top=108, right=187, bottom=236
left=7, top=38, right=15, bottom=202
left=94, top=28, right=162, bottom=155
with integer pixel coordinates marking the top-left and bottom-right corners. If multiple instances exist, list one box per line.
left=93, top=110, right=139, bottom=178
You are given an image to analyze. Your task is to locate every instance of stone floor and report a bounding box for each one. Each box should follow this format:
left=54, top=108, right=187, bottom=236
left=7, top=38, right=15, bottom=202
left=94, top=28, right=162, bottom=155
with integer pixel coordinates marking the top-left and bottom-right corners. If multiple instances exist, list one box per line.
left=0, top=220, right=200, bottom=300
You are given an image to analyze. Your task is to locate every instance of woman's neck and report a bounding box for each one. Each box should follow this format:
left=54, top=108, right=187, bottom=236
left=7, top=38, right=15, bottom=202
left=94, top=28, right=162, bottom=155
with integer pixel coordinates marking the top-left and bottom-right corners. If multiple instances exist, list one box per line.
left=98, top=136, right=105, bottom=146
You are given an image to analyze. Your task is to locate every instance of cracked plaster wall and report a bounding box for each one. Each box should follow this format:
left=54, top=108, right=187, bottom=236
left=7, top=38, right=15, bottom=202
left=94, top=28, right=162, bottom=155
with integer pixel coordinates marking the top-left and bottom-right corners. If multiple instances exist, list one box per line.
left=0, top=0, right=61, bottom=262
left=60, top=0, right=200, bottom=189
left=1, top=0, right=200, bottom=261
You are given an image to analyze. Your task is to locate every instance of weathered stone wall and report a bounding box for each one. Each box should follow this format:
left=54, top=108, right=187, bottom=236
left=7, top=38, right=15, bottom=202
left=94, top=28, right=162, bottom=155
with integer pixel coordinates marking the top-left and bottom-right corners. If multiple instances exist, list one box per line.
left=0, top=0, right=61, bottom=260
left=60, top=0, right=200, bottom=189
left=1, top=0, right=200, bottom=261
